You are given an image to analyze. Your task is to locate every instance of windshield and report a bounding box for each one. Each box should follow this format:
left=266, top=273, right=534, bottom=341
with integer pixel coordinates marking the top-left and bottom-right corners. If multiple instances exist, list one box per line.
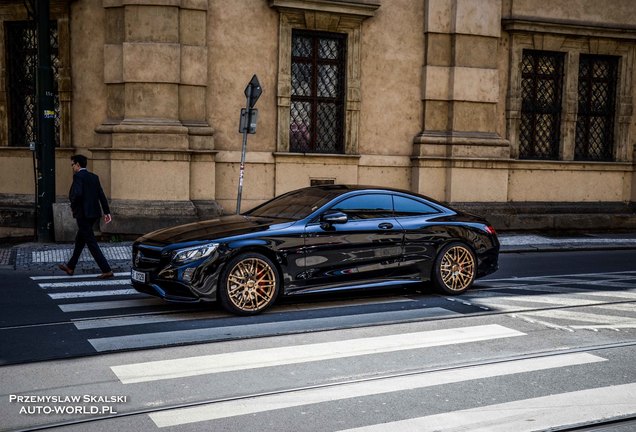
left=245, top=187, right=338, bottom=220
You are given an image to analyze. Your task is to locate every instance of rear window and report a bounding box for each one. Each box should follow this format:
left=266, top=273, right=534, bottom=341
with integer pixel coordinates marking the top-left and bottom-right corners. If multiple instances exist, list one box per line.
left=393, top=196, right=440, bottom=216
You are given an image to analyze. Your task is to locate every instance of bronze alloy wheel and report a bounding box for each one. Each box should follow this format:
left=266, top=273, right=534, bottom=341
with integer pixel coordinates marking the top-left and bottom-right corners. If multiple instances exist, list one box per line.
left=220, top=253, right=279, bottom=315
left=434, top=243, right=476, bottom=294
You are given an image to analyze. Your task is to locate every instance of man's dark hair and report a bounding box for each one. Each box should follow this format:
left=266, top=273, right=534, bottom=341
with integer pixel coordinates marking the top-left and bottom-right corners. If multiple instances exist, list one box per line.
left=71, top=154, right=88, bottom=168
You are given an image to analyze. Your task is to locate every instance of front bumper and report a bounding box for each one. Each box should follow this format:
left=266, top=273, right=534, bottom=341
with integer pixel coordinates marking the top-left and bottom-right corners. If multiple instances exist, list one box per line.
left=131, top=242, right=223, bottom=302
left=131, top=277, right=202, bottom=302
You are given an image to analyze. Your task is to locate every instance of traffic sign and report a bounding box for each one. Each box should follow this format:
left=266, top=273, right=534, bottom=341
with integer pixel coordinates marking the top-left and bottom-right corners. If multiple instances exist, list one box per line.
left=244, top=75, right=262, bottom=108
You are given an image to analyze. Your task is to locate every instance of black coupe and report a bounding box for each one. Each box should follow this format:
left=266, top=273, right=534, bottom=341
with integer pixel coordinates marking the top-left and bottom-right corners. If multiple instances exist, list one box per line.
left=131, top=185, right=499, bottom=315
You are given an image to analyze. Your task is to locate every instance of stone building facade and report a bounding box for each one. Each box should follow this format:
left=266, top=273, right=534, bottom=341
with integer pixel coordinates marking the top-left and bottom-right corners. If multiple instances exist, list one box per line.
left=0, top=0, right=635, bottom=238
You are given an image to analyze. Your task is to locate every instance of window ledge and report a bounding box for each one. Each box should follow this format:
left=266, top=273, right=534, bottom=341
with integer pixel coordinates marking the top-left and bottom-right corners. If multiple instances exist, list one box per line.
left=274, top=152, right=361, bottom=164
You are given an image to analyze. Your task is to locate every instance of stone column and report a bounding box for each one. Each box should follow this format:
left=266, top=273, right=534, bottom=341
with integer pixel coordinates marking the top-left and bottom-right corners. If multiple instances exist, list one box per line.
left=412, top=0, right=510, bottom=203
left=95, top=0, right=218, bottom=234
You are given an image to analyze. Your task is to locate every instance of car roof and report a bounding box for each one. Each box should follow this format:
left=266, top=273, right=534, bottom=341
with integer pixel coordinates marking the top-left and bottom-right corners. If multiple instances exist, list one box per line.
left=310, top=184, right=405, bottom=193
left=306, top=184, right=452, bottom=211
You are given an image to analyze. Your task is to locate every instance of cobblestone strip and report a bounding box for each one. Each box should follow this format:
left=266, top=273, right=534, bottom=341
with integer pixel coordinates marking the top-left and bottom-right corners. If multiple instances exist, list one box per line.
left=14, top=242, right=133, bottom=273
left=31, top=246, right=132, bottom=263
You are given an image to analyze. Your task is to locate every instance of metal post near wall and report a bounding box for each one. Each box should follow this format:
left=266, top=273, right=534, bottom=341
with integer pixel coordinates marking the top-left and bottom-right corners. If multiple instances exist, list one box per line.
left=35, top=0, right=56, bottom=242
left=236, top=75, right=262, bottom=214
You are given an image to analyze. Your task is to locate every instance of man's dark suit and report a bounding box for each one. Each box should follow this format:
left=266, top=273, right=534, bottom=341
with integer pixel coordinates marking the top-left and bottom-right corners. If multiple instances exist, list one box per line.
left=67, top=169, right=112, bottom=273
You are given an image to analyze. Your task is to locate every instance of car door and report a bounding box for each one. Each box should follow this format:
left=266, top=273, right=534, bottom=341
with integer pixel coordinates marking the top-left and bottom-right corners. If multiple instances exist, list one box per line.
left=391, top=194, right=446, bottom=279
left=292, top=193, right=404, bottom=291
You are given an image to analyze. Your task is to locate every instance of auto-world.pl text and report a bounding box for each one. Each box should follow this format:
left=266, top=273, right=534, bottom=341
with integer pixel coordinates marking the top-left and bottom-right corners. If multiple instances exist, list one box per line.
left=9, top=395, right=127, bottom=415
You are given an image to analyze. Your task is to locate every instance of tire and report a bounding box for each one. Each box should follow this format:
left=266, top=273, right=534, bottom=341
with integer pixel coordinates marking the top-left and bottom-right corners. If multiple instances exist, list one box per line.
left=219, top=252, right=280, bottom=315
left=432, top=242, right=476, bottom=295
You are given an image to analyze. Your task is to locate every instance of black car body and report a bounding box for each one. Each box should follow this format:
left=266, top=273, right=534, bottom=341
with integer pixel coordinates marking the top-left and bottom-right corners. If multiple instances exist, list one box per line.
left=131, top=185, right=499, bottom=315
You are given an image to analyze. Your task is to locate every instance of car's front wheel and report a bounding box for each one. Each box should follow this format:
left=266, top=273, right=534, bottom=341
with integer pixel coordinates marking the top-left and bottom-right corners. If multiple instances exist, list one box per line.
left=219, top=252, right=280, bottom=315
left=432, top=242, right=476, bottom=295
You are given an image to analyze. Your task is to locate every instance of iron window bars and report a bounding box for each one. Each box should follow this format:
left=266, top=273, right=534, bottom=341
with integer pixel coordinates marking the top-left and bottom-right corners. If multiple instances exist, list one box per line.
left=290, top=30, right=346, bottom=154
left=519, top=50, right=565, bottom=160
left=5, top=20, right=59, bottom=148
left=575, top=54, right=618, bottom=162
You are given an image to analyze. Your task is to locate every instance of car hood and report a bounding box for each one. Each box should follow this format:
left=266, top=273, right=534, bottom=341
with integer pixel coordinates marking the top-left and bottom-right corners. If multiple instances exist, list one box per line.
left=137, top=214, right=295, bottom=245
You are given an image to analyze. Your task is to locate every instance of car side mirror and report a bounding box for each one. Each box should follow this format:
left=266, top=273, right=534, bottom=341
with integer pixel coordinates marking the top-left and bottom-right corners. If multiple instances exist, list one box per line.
left=320, top=211, right=348, bottom=225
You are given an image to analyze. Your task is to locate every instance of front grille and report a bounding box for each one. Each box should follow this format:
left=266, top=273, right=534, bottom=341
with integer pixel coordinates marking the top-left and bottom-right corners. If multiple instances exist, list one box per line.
left=133, top=244, right=165, bottom=271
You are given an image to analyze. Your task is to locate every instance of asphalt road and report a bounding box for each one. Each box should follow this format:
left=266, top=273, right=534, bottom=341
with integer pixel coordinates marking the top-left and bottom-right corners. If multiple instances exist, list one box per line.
left=492, top=249, right=636, bottom=279
left=1, top=249, right=635, bottom=431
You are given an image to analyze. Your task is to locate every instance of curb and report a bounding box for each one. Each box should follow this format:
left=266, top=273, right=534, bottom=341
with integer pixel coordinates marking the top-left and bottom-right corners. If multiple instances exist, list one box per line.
left=500, top=244, right=636, bottom=254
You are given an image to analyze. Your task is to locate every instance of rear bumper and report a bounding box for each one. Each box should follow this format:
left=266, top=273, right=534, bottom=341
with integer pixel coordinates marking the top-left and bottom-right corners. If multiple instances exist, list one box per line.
left=476, top=246, right=499, bottom=278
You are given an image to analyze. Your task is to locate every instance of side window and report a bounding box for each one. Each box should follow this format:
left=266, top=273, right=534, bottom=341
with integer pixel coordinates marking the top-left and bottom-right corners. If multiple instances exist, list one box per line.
left=393, top=196, right=440, bottom=217
left=331, top=194, right=393, bottom=220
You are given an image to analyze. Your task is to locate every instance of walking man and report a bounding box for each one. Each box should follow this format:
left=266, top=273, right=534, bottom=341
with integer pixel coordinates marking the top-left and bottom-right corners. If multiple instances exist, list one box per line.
left=59, top=154, right=114, bottom=278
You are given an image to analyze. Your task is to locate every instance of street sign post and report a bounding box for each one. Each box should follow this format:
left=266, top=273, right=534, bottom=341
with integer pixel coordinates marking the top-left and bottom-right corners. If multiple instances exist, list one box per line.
left=236, top=75, right=262, bottom=214
left=35, top=0, right=56, bottom=242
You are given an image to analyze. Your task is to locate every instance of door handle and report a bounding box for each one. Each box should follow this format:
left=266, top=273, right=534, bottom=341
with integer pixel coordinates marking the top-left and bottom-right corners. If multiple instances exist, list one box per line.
left=378, top=222, right=393, bottom=230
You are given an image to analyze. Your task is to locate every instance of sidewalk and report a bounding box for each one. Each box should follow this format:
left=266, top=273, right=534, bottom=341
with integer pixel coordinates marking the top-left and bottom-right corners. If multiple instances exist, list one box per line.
left=499, top=232, right=636, bottom=253
left=1, top=232, right=636, bottom=272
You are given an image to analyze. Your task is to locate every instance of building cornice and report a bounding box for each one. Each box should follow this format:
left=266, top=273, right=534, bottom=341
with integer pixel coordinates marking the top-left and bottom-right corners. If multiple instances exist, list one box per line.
left=269, top=0, right=380, bottom=18
left=503, top=16, right=636, bottom=40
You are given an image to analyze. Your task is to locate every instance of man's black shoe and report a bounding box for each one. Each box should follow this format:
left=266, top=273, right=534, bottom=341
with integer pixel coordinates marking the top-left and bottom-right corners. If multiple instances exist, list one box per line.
left=58, top=264, right=74, bottom=276
left=98, top=271, right=114, bottom=279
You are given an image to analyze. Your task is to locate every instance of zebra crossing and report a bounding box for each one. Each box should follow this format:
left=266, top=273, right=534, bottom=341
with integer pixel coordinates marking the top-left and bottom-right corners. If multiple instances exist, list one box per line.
left=464, top=271, right=636, bottom=332
left=102, top=323, right=634, bottom=431
left=29, top=272, right=461, bottom=354
left=28, top=270, right=636, bottom=356
left=6, top=271, right=636, bottom=431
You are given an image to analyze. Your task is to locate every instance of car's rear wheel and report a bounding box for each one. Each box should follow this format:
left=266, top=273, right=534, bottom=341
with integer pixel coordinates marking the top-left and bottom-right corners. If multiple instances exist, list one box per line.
left=432, top=242, right=476, bottom=295
left=219, top=252, right=280, bottom=315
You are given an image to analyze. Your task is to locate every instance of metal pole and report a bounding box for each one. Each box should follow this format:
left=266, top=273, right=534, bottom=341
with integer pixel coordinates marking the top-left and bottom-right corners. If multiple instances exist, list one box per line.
left=35, top=0, right=56, bottom=242
left=236, top=85, right=252, bottom=215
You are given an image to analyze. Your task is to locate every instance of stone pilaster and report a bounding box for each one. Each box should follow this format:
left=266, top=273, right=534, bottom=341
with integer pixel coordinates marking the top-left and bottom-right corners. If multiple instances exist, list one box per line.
left=412, top=0, right=510, bottom=202
left=94, top=0, right=219, bottom=233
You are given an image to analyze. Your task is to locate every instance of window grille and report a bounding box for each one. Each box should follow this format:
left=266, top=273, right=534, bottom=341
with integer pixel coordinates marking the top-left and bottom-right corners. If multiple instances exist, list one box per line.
left=519, top=50, right=565, bottom=160
left=5, top=21, right=60, bottom=148
left=290, top=30, right=346, bottom=154
left=575, top=55, right=618, bottom=161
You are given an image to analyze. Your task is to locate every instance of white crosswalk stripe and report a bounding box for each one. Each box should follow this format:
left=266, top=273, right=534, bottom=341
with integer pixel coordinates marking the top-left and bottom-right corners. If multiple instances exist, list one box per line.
left=30, top=272, right=130, bottom=280
left=58, top=298, right=160, bottom=312
left=87, top=307, right=462, bottom=353
left=112, top=324, right=524, bottom=384
left=521, top=308, right=636, bottom=325
left=72, top=312, right=216, bottom=330
left=48, top=289, right=138, bottom=299
left=148, top=352, right=605, bottom=428
left=336, top=382, right=636, bottom=432
left=38, top=279, right=131, bottom=289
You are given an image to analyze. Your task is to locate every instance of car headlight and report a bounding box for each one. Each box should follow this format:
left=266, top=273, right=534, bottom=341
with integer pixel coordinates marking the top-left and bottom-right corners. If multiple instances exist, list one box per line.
left=172, top=243, right=219, bottom=264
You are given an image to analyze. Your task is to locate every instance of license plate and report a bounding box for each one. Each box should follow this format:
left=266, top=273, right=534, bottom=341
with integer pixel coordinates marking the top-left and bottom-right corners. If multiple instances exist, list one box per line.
left=131, top=269, right=146, bottom=283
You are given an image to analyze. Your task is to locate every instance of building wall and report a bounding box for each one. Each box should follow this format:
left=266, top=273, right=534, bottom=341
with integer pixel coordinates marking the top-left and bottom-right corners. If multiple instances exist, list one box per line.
left=0, top=0, right=634, bottom=238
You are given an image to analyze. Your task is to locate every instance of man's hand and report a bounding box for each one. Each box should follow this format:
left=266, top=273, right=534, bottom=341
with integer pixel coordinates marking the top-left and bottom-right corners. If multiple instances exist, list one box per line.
left=104, top=214, right=112, bottom=224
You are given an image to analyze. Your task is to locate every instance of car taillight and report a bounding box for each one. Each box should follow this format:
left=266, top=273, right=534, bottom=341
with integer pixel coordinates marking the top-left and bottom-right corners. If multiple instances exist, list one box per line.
left=484, top=225, right=497, bottom=235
